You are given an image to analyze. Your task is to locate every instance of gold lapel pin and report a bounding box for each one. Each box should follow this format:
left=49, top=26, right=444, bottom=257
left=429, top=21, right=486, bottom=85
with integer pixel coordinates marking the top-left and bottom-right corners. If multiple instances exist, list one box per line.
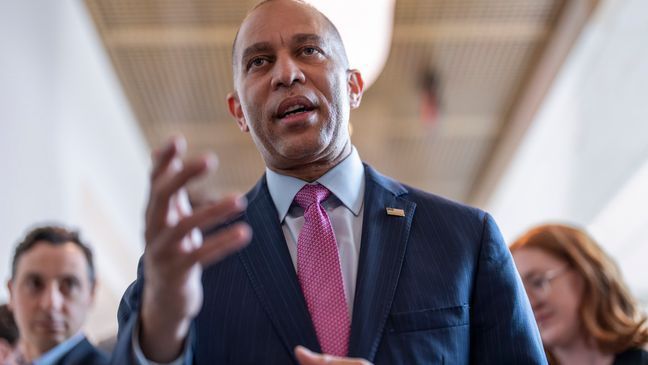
left=386, top=207, right=405, bottom=217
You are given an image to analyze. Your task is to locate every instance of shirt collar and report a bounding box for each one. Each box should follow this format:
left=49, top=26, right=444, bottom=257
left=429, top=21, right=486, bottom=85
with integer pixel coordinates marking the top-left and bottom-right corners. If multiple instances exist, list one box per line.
left=33, top=332, right=85, bottom=365
left=266, top=147, right=365, bottom=222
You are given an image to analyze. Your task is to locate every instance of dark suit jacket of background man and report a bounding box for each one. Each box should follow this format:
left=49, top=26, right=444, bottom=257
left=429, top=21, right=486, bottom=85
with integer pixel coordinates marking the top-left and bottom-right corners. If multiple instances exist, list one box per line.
left=53, top=337, right=109, bottom=365
left=112, top=164, right=547, bottom=364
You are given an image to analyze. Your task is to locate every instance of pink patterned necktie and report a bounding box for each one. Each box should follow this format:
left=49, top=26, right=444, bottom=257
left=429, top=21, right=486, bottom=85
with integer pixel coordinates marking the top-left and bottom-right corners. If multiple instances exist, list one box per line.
left=294, top=184, right=350, bottom=356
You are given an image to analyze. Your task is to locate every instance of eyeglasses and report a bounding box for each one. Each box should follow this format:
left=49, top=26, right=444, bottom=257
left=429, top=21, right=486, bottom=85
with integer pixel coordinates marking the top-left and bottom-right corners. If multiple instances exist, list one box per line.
left=522, top=266, right=570, bottom=299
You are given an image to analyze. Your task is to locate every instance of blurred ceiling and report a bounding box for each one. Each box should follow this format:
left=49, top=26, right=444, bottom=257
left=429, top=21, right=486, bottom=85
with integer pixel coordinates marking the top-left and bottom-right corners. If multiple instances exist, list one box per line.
left=85, top=0, right=595, bottom=204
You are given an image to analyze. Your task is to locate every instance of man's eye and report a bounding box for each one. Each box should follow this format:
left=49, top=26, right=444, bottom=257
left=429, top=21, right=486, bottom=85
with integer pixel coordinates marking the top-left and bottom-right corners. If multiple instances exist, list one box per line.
left=302, top=47, right=320, bottom=56
left=25, top=277, right=43, bottom=292
left=248, top=57, right=267, bottom=70
left=63, top=277, right=78, bottom=288
left=60, top=277, right=80, bottom=295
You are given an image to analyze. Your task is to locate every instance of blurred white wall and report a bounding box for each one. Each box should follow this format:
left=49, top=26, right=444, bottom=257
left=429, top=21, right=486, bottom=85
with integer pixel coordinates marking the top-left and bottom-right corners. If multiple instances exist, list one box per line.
left=487, top=0, right=648, bottom=304
left=0, top=0, right=149, bottom=340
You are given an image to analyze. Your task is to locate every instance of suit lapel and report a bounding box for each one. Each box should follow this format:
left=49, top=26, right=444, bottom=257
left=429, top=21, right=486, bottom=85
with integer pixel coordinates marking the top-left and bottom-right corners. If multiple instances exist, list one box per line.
left=237, top=177, right=320, bottom=359
left=54, top=337, right=103, bottom=365
left=348, top=165, right=415, bottom=361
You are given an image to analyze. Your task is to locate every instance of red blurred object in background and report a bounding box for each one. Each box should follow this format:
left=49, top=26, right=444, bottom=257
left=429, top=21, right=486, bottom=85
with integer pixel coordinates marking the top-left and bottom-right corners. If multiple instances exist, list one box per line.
left=420, top=70, right=440, bottom=126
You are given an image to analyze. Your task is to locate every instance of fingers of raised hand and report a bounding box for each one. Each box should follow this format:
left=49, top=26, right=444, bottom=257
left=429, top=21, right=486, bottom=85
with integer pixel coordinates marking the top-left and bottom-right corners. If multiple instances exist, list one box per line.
left=147, top=195, right=250, bottom=268
left=146, top=154, right=217, bottom=243
left=189, top=222, right=251, bottom=267
left=181, top=195, right=251, bottom=267
left=164, top=195, right=248, bottom=248
left=151, top=136, right=186, bottom=182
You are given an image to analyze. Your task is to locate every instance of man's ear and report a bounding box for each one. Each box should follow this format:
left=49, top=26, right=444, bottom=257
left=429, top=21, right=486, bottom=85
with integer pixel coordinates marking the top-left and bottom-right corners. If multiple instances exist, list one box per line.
left=227, top=91, right=249, bottom=132
left=347, top=69, right=364, bottom=109
left=89, top=279, right=98, bottom=305
left=7, top=280, right=14, bottom=311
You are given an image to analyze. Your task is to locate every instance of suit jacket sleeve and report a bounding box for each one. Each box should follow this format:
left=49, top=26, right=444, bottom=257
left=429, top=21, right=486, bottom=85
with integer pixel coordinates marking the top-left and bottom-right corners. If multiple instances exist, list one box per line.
left=110, top=260, right=140, bottom=365
left=469, top=213, right=547, bottom=364
left=111, top=262, right=193, bottom=365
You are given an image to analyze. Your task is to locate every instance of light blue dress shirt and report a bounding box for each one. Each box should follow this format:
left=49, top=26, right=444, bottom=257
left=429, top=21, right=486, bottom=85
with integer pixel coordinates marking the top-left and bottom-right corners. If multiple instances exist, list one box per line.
left=32, top=332, right=85, bottom=365
left=265, top=146, right=365, bottom=317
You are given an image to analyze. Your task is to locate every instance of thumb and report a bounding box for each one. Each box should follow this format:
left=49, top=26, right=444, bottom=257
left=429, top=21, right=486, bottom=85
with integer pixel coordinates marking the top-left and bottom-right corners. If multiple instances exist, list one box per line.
left=295, top=346, right=330, bottom=365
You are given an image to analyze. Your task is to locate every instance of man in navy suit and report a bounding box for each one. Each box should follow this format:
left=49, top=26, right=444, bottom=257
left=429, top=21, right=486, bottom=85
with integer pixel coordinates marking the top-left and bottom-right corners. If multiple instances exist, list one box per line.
left=113, top=1, right=547, bottom=364
left=7, top=226, right=109, bottom=365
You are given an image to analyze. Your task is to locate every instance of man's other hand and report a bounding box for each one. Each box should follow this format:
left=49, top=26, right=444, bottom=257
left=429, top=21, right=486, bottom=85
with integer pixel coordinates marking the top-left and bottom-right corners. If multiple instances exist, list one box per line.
left=295, top=346, right=373, bottom=365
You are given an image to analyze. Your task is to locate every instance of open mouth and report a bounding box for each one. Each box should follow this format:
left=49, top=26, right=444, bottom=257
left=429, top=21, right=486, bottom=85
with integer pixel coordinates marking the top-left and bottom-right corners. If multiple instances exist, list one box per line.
left=275, top=96, right=316, bottom=120
left=278, top=104, right=314, bottom=118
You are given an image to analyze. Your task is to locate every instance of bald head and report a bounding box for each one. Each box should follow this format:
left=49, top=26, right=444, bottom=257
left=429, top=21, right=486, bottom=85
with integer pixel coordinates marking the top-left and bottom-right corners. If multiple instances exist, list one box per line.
left=231, top=0, right=349, bottom=79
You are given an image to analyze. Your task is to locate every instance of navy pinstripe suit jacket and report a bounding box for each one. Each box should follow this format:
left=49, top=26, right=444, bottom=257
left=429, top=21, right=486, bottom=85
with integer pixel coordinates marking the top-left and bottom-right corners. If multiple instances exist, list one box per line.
left=54, top=337, right=110, bottom=365
left=112, top=164, right=547, bottom=365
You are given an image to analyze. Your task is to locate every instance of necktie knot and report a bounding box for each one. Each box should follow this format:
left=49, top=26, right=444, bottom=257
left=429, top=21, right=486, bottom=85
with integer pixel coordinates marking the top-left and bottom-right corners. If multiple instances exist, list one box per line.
left=294, top=184, right=331, bottom=210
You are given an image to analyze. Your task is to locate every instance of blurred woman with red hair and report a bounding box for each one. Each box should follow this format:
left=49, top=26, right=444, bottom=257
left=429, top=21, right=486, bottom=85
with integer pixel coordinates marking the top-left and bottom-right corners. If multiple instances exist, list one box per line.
left=510, top=224, right=648, bottom=365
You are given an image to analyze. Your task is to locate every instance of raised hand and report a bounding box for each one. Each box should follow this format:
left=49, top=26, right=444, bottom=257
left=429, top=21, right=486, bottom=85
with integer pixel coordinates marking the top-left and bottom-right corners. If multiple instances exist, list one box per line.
left=139, top=136, right=252, bottom=362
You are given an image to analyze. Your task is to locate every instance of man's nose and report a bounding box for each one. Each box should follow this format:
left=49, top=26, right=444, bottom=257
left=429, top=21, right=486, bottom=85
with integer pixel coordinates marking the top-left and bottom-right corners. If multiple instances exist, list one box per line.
left=271, top=54, right=305, bottom=89
left=39, top=283, right=64, bottom=310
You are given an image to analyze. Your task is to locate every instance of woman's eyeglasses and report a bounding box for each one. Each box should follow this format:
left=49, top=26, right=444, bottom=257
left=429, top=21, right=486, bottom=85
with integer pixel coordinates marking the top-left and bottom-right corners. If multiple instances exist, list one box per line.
left=522, top=266, right=570, bottom=298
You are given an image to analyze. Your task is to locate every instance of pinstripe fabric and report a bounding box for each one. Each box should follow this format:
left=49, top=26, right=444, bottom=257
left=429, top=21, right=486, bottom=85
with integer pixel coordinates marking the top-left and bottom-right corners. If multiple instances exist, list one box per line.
left=53, top=338, right=110, bottom=365
left=112, top=164, right=547, bottom=365
left=348, top=169, right=413, bottom=360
